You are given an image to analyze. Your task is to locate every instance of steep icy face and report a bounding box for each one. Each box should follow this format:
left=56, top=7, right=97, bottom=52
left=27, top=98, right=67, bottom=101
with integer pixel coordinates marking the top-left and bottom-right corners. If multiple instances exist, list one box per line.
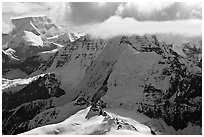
left=32, top=35, right=108, bottom=90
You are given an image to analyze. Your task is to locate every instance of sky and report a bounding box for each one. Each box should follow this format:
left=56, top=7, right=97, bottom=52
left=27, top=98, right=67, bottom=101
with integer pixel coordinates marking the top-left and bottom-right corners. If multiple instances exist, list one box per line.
left=2, top=2, right=202, bottom=38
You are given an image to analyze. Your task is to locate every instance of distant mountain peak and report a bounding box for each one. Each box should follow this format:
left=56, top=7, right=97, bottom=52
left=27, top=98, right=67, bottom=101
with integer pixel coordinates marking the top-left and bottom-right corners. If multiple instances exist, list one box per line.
left=11, top=16, right=62, bottom=36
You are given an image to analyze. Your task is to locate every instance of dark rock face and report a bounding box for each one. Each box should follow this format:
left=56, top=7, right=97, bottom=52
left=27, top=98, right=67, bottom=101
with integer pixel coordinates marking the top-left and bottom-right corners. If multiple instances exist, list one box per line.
left=2, top=42, right=60, bottom=77
left=3, top=73, right=65, bottom=110
left=2, top=73, right=65, bottom=135
left=135, top=36, right=202, bottom=132
left=134, top=42, right=202, bottom=131
left=2, top=54, right=42, bottom=76
left=3, top=99, right=54, bottom=135
left=182, top=40, right=202, bottom=66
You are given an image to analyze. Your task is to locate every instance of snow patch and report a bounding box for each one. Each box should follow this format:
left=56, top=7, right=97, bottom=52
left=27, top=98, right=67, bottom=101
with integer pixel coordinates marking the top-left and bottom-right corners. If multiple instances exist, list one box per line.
left=23, top=31, right=43, bottom=46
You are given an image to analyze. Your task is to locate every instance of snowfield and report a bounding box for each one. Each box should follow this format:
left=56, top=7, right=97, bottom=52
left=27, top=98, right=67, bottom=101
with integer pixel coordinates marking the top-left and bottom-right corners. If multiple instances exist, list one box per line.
left=23, top=31, right=43, bottom=46
left=21, top=106, right=201, bottom=135
left=21, top=106, right=152, bottom=135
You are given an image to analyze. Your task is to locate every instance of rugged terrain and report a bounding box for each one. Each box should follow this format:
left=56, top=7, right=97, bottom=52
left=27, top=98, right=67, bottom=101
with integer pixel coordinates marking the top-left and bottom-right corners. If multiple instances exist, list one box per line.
left=2, top=16, right=202, bottom=135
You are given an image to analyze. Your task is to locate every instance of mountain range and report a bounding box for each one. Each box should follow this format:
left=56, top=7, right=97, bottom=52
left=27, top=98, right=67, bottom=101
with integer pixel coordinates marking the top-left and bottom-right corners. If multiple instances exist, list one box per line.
left=2, top=16, right=202, bottom=135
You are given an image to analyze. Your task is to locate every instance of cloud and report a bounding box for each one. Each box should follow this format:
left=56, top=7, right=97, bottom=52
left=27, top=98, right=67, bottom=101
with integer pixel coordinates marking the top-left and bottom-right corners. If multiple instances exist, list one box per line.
left=65, top=2, right=121, bottom=25
left=2, top=2, right=53, bottom=17
left=2, top=2, right=69, bottom=33
left=2, top=2, right=202, bottom=35
left=63, top=2, right=201, bottom=25
left=2, top=22, right=13, bottom=34
left=116, top=2, right=202, bottom=21
left=84, top=16, right=202, bottom=39
left=116, top=2, right=174, bottom=15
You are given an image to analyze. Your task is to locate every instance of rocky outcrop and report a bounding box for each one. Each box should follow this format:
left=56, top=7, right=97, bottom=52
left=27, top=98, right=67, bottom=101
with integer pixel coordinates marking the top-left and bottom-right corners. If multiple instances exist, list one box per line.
left=2, top=73, right=66, bottom=134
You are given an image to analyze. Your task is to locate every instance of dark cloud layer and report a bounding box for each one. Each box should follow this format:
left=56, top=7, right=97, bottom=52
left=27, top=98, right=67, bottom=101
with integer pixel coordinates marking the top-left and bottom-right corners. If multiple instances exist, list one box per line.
left=66, top=2, right=122, bottom=25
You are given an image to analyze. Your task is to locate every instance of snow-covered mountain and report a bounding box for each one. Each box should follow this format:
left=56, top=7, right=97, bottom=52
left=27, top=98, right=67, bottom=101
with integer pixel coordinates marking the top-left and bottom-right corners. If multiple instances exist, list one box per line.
left=2, top=16, right=202, bottom=135
left=3, top=16, right=61, bottom=49
left=2, top=16, right=83, bottom=80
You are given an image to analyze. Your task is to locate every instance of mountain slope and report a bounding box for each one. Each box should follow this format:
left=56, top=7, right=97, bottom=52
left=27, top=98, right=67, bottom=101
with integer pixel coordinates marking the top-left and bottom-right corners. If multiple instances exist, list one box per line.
left=2, top=73, right=67, bottom=134
left=2, top=34, right=202, bottom=135
left=31, top=35, right=108, bottom=90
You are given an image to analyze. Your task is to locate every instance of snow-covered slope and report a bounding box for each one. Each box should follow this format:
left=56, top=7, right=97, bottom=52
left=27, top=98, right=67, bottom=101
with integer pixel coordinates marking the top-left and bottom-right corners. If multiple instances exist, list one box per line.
left=23, top=31, right=43, bottom=46
left=21, top=106, right=152, bottom=135
left=21, top=104, right=201, bottom=135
